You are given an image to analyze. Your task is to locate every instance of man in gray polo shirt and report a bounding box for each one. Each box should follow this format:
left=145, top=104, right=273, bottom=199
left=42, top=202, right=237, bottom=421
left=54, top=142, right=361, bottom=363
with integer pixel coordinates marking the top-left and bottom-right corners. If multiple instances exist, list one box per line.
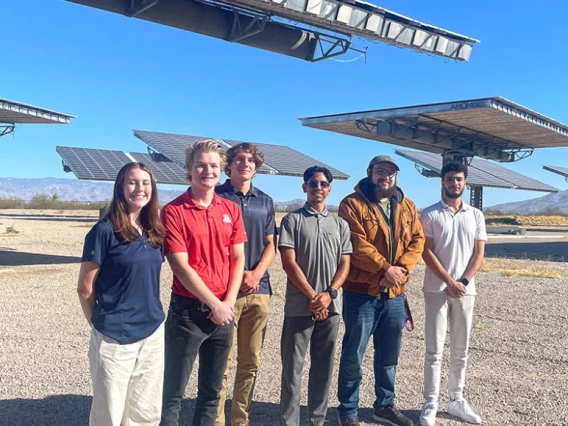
left=419, top=162, right=486, bottom=426
left=278, top=165, right=352, bottom=426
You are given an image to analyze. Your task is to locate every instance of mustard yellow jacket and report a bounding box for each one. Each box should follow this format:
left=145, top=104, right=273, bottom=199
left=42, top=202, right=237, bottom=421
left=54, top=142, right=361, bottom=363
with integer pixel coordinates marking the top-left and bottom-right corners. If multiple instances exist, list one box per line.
left=338, top=178, right=425, bottom=298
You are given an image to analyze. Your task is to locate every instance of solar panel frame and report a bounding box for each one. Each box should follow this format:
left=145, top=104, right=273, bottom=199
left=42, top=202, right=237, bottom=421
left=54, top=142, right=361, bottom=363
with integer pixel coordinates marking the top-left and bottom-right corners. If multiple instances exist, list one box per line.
left=134, top=130, right=350, bottom=180
left=395, top=149, right=559, bottom=193
left=1, top=98, right=75, bottom=124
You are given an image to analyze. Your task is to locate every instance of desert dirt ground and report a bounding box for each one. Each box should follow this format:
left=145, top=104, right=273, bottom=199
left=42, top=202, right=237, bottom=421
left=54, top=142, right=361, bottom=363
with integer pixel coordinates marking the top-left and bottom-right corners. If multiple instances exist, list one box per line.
left=0, top=215, right=567, bottom=426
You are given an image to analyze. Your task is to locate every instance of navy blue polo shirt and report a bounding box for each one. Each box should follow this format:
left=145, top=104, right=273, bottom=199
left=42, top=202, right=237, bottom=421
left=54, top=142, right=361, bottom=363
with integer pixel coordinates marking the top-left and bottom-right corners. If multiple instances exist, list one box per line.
left=82, top=219, right=165, bottom=344
left=216, top=180, right=276, bottom=295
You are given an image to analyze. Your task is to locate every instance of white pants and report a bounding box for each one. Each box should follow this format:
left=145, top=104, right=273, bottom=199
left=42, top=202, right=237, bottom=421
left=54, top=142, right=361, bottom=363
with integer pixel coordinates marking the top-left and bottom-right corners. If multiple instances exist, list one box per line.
left=89, top=322, right=165, bottom=426
left=423, top=293, right=475, bottom=404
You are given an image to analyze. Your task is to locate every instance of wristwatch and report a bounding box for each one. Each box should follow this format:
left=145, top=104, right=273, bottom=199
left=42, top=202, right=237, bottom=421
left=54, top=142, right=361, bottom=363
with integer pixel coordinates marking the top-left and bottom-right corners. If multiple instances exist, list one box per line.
left=326, top=287, right=338, bottom=299
left=460, top=278, right=469, bottom=286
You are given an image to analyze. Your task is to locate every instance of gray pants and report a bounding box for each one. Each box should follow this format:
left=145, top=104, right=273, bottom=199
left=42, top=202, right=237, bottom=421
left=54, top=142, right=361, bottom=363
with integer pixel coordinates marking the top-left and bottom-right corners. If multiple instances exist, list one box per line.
left=280, top=315, right=340, bottom=426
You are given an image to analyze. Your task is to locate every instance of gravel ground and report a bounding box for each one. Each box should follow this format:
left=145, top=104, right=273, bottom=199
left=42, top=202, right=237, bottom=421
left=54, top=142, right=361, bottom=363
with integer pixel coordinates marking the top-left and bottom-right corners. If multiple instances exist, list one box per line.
left=0, top=218, right=567, bottom=426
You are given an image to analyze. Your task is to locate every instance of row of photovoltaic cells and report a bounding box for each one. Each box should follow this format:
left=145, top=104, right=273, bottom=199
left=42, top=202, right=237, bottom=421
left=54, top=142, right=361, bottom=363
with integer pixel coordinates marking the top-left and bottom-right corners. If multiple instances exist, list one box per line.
left=395, top=149, right=558, bottom=193
left=56, top=146, right=188, bottom=185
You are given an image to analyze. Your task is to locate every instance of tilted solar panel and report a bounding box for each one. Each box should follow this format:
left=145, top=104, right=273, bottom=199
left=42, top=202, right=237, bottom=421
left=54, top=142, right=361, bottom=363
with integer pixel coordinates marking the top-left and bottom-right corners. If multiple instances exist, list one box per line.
left=56, top=146, right=132, bottom=181
left=543, top=165, right=568, bottom=179
left=56, top=147, right=188, bottom=185
left=129, top=153, right=187, bottom=185
left=221, top=139, right=350, bottom=180
left=470, top=158, right=558, bottom=193
left=134, top=130, right=350, bottom=180
left=395, top=150, right=558, bottom=193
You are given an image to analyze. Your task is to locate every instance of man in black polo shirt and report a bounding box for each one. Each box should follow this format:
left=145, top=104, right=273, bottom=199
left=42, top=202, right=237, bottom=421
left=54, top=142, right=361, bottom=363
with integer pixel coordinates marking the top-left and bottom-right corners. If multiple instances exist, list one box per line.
left=215, top=142, right=277, bottom=426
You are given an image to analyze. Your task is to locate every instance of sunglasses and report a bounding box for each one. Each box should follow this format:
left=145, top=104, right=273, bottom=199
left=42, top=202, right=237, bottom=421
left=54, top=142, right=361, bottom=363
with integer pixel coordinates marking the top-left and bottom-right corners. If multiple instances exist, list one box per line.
left=307, top=180, right=330, bottom=189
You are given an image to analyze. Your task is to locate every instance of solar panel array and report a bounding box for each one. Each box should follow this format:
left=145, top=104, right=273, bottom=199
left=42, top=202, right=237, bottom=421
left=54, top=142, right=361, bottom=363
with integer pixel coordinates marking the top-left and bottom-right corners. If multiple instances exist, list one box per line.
left=543, top=165, right=568, bottom=179
left=56, top=146, right=188, bottom=185
left=395, top=149, right=559, bottom=193
left=134, top=130, right=350, bottom=180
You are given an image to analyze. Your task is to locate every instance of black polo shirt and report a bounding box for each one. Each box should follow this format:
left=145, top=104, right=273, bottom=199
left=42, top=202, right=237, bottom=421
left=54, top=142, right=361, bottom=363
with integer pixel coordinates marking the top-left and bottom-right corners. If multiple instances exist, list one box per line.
left=82, top=219, right=165, bottom=344
left=216, top=180, right=276, bottom=295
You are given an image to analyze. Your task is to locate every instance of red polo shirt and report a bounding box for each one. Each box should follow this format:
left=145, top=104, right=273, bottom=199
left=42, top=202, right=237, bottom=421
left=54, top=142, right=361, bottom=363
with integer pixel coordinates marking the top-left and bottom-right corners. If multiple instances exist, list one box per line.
left=161, top=189, right=247, bottom=300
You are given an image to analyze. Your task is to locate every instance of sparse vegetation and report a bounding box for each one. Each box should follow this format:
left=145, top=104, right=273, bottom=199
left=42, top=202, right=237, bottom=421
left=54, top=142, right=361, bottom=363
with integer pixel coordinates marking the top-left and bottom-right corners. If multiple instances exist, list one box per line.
left=5, top=226, right=19, bottom=234
left=485, top=214, right=568, bottom=227
left=481, top=258, right=562, bottom=279
left=0, top=193, right=108, bottom=210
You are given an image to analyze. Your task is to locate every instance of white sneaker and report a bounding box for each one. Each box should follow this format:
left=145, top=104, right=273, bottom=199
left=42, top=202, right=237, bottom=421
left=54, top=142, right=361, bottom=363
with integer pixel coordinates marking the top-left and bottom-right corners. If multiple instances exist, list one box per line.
left=448, top=398, right=482, bottom=424
left=419, top=402, right=438, bottom=426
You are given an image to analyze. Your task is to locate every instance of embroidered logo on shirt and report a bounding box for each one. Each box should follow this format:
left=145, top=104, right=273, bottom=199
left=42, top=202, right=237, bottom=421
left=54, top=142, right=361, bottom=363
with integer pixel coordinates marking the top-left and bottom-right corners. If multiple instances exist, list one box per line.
left=223, top=214, right=232, bottom=224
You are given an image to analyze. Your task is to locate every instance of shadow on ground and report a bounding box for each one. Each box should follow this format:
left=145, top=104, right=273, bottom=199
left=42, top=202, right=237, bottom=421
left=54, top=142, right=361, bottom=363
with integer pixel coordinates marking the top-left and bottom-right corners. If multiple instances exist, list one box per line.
left=0, top=250, right=81, bottom=266
left=0, top=396, right=421, bottom=425
left=0, top=395, right=91, bottom=426
left=0, top=396, right=281, bottom=426
left=485, top=241, right=568, bottom=262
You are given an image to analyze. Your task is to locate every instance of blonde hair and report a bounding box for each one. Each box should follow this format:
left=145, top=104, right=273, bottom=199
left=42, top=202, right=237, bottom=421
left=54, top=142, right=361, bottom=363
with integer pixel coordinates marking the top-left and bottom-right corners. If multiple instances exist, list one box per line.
left=185, top=139, right=227, bottom=182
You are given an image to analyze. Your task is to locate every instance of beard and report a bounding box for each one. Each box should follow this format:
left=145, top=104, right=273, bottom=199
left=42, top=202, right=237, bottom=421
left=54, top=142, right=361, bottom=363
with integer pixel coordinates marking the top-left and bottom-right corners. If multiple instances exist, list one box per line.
left=443, top=187, right=464, bottom=199
left=373, top=184, right=397, bottom=200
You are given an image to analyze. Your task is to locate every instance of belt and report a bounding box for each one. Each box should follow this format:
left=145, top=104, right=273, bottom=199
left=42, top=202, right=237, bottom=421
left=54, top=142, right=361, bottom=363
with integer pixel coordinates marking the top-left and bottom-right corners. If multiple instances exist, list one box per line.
left=171, top=293, right=210, bottom=312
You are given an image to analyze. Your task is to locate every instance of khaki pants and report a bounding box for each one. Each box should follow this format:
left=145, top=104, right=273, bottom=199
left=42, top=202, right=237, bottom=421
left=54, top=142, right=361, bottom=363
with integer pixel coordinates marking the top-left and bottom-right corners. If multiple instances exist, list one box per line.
left=89, top=322, right=164, bottom=426
left=216, top=294, right=270, bottom=426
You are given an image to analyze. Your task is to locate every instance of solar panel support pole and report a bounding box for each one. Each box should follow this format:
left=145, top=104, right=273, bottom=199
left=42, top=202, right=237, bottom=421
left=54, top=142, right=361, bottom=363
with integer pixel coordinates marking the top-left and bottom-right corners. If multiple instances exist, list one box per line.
left=470, top=185, right=483, bottom=210
left=0, top=125, right=15, bottom=138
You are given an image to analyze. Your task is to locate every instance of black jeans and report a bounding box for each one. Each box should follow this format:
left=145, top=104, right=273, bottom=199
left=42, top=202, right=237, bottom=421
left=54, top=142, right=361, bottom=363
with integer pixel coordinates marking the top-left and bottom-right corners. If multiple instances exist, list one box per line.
left=160, top=294, right=234, bottom=426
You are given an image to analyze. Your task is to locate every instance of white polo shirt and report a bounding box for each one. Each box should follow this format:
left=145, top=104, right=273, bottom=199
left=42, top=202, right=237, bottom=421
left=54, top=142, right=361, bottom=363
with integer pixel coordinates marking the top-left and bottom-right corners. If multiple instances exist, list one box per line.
left=420, top=200, right=487, bottom=295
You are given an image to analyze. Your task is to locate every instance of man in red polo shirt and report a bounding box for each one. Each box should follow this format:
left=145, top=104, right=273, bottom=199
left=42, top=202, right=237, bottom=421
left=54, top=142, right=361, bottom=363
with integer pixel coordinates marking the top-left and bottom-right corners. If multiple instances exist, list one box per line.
left=160, top=139, right=247, bottom=426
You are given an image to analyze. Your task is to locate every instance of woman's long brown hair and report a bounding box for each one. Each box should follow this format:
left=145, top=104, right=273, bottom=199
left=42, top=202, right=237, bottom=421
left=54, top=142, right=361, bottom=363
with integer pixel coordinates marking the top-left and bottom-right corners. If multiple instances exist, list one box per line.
left=105, top=162, right=166, bottom=248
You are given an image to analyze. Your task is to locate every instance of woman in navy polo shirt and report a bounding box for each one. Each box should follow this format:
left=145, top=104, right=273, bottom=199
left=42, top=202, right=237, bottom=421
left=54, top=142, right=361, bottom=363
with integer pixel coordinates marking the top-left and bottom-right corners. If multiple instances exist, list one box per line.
left=77, top=162, right=167, bottom=426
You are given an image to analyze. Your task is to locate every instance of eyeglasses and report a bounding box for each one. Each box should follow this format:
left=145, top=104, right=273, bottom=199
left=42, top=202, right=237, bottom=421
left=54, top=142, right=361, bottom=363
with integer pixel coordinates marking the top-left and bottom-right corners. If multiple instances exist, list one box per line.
left=307, top=180, right=330, bottom=189
left=373, top=167, right=397, bottom=178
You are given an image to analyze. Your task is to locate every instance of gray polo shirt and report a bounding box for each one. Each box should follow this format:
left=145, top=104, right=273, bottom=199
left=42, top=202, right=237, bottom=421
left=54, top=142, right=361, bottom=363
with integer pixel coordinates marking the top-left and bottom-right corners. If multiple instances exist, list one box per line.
left=279, top=203, right=353, bottom=317
left=420, top=200, right=487, bottom=295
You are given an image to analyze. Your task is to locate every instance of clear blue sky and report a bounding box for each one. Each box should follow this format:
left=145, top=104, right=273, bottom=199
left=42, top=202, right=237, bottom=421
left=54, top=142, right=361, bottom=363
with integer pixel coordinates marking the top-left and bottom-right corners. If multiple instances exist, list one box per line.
left=2, top=0, right=568, bottom=208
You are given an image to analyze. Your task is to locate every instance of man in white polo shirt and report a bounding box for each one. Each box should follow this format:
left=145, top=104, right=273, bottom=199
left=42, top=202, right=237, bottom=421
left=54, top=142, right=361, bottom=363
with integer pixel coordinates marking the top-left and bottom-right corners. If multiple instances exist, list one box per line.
left=419, top=162, right=487, bottom=426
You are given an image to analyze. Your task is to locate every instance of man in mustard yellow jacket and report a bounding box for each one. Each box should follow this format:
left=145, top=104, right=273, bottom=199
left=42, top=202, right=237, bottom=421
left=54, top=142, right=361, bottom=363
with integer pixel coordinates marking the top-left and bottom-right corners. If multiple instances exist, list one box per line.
left=337, top=155, right=425, bottom=426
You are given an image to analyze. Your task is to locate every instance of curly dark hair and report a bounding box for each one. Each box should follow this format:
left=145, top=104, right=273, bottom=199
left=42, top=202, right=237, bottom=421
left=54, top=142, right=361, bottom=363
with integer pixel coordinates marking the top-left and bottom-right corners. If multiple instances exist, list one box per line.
left=225, top=143, right=265, bottom=177
left=441, top=162, right=468, bottom=180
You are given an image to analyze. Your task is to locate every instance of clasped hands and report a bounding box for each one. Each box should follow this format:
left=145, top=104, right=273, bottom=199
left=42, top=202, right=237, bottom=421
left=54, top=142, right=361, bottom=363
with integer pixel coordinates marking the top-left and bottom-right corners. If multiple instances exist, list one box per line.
left=379, top=265, right=408, bottom=288
left=309, top=291, right=332, bottom=321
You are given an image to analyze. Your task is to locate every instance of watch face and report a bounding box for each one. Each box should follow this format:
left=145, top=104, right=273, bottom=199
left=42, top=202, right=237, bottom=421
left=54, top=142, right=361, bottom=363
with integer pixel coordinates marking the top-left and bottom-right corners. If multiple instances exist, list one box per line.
left=328, top=288, right=338, bottom=299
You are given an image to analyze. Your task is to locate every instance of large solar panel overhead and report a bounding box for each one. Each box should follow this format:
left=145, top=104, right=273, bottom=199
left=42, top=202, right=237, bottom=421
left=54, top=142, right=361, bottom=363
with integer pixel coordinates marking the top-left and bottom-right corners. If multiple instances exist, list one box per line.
left=543, top=165, right=568, bottom=180
left=301, top=97, right=568, bottom=162
left=395, top=149, right=559, bottom=193
left=66, top=0, right=478, bottom=62
left=56, top=146, right=188, bottom=185
left=134, top=130, right=350, bottom=180
left=1, top=98, right=75, bottom=125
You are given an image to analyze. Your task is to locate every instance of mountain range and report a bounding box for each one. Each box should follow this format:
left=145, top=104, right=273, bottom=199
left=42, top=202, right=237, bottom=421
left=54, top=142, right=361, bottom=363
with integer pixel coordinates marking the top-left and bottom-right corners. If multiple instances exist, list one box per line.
left=0, top=178, right=328, bottom=209
left=3, top=177, right=566, bottom=213
left=488, top=189, right=568, bottom=214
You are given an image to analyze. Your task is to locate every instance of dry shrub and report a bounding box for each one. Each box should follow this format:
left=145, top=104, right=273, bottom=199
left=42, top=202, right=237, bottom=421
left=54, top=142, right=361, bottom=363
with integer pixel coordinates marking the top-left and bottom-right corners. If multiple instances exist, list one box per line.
left=481, top=258, right=561, bottom=279
left=485, top=214, right=568, bottom=227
